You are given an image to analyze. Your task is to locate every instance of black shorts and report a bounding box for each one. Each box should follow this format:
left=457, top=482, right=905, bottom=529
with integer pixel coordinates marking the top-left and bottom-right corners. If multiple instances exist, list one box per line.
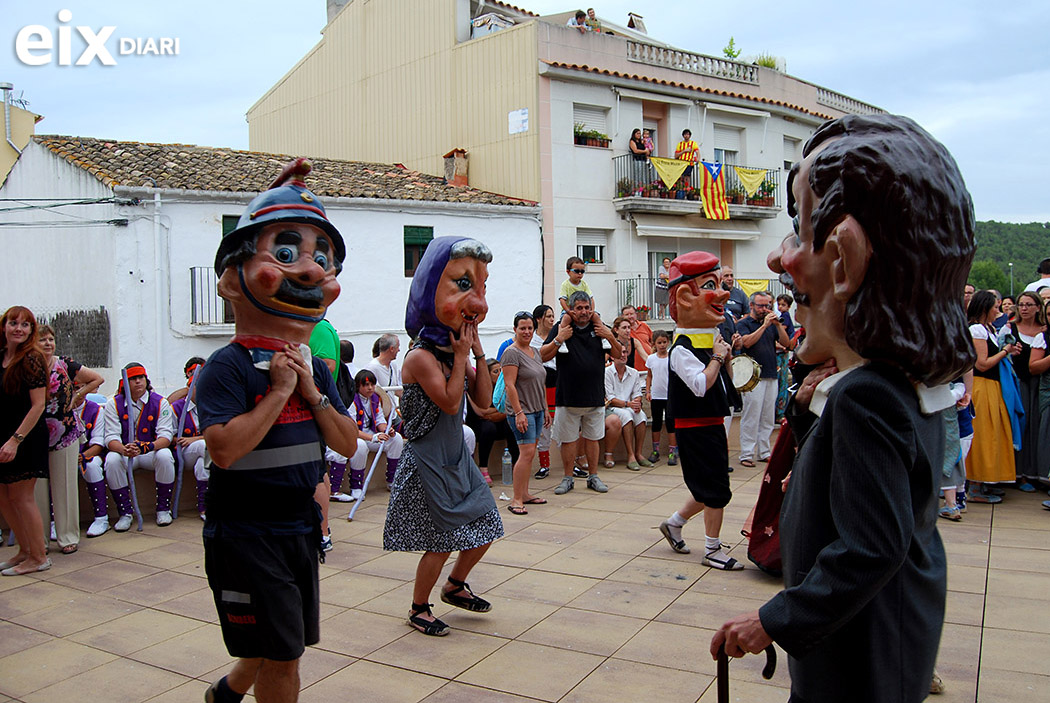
left=204, top=533, right=320, bottom=661
left=677, top=424, right=731, bottom=509
left=650, top=399, right=675, bottom=433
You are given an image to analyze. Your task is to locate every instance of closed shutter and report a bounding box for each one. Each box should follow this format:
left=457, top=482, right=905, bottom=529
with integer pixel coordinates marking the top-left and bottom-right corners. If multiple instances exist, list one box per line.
left=573, top=104, right=608, bottom=134
left=713, top=125, right=742, bottom=151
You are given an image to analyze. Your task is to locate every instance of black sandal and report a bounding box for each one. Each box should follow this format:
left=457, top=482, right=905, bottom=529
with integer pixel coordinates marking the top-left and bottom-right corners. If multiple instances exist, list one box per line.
left=408, top=602, right=450, bottom=636
left=441, top=576, right=492, bottom=612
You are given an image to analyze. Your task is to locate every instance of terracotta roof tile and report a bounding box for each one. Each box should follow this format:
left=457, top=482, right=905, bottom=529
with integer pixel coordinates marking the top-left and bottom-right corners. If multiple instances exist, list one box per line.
left=543, top=61, right=838, bottom=122
left=32, top=135, right=535, bottom=206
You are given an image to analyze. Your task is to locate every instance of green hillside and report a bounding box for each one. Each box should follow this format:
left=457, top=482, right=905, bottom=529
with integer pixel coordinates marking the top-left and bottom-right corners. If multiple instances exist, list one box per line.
left=970, top=221, right=1050, bottom=294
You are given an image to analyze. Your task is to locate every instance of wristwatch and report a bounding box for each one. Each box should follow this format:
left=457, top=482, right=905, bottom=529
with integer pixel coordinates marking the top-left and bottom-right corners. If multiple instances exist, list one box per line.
left=13, top=432, right=25, bottom=444
left=310, top=395, right=331, bottom=411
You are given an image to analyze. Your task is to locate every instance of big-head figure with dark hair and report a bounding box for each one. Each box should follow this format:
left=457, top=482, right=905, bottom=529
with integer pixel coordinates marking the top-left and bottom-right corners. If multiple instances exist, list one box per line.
left=712, top=115, right=975, bottom=703
left=195, top=159, right=358, bottom=703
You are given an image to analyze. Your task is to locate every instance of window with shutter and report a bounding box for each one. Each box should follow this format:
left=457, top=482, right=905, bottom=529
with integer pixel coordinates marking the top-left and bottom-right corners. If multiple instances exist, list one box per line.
left=404, top=226, right=434, bottom=276
left=576, top=228, right=610, bottom=268
left=573, top=104, right=608, bottom=136
left=713, top=124, right=743, bottom=165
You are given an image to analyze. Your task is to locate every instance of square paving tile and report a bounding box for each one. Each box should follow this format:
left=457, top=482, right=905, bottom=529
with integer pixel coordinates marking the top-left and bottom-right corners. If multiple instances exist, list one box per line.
left=487, top=569, right=599, bottom=606
left=569, top=580, right=681, bottom=620
left=47, top=559, right=162, bottom=593
left=130, top=623, right=232, bottom=677
left=301, top=659, right=444, bottom=703
left=518, top=606, right=647, bottom=656
left=100, top=570, right=207, bottom=606
left=9, top=590, right=141, bottom=636
left=319, top=571, right=406, bottom=608
left=0, top=620, right=53, bottom=659
left=531, top=546, right=633, bottom=579
left=456, top=640, right=604, bottom=702
left=369, top=627, right=508, bottom=678
left=68, top=607, right=204, bottom=655
left=980, top=627, right=1050, bottom=675
left=313, top=608, right=414, bottom=658
left=421, top=681, right=537, bottom=702
left=562, top=657, right=712, bottom=703
left=21, top=656, right=188, bottom=703
left=0, top=580, right=88, bottom=619
left=0, top=638, right=116, bottom=698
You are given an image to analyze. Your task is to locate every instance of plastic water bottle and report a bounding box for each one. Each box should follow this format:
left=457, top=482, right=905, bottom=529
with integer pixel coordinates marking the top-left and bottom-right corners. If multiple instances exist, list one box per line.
left=501, top=448, right=513, bottom=485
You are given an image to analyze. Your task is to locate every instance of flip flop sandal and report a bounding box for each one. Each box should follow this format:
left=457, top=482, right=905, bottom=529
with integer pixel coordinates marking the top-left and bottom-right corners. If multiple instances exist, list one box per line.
left=60, top=544, right=78, bottom=555
left=441, top=576, right=492, bottom=612
left=523, top=497, right=548, bottom=505
left=507, top=505, right=528, bottom=515
left=739, top=459, right=756, bottom=468
left=408, top=603, right=450, bottom=636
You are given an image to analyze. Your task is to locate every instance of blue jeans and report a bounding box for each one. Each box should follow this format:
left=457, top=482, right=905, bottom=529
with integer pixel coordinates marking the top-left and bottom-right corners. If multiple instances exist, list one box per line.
left=507, top=410, right=543, bottom=444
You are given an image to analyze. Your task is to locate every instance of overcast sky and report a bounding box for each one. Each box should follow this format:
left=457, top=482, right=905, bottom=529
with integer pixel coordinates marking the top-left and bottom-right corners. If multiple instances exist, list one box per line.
left=4, top=0, right=1047, bottom=223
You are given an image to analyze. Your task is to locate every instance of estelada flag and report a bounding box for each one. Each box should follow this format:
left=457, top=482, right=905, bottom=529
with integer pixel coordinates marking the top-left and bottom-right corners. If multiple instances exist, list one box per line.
left=700, top=161, right=730, bottom=220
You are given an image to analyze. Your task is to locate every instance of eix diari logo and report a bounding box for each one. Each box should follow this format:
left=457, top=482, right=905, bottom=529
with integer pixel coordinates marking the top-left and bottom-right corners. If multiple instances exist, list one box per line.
left=15, top=9, right=180, bottom=67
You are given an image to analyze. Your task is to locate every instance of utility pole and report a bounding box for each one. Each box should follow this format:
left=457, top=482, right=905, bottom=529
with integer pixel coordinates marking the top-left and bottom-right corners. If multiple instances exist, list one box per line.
left=1009, top=262, right=1014, bottom=297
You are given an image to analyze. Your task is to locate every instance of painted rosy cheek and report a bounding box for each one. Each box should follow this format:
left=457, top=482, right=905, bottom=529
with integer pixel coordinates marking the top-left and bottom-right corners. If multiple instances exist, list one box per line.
left=257, top=267, right=283, bottom=289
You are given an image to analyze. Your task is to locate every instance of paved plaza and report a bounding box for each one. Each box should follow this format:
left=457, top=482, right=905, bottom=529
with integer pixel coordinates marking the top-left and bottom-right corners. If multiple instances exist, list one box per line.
left=1, top=429, right=1048, bottom=702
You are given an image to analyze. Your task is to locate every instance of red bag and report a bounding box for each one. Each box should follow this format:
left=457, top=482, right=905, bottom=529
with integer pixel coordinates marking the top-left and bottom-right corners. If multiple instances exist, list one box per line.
left=741, top=420, right=795, bottom=576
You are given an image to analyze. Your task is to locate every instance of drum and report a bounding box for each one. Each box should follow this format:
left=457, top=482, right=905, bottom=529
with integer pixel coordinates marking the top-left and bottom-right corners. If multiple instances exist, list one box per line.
left=375, top=385, right=395, bottom=419
left=731, top=355, right=761, bottom=393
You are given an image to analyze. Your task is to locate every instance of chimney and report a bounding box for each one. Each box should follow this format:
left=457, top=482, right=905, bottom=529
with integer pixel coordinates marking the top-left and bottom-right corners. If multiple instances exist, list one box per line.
left=326, top=0, right=350, bottom=24
left=627, top=13, right=646, bottom=33
left=443, top=149, right=468, bottom=187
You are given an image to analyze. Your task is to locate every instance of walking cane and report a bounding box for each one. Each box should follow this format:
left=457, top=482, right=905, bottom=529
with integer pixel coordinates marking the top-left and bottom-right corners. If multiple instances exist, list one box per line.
left=120, top=368, right=145, bottom=532
left=171, top=369, right=200, bottom=520
left=715, top=643, right=777, bottom=703
left=346, top=435, right=388, bottom=522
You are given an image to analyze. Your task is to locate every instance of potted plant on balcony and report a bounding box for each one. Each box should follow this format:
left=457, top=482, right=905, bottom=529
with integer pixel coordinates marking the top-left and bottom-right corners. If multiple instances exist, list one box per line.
left=726, top=186, right=745, bottom=205
left=616, top=177, right=634, bottom=198
left=587, top=129, right=610, bottom=148
left=747, top=179, right=776, bottom=207
left=573, top=122, right=587, bottom=146
left=635, top=304, right=650, bottom=321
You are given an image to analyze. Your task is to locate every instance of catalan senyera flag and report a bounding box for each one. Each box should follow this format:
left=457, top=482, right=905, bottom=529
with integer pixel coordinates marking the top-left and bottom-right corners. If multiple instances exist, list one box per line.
left=649, top=157, right=690, bottom=190
left=700, top=161, right=729, bottom=220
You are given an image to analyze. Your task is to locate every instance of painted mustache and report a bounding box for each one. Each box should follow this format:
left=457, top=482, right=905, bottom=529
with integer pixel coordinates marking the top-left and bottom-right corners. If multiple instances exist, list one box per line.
left=778, top=272, right=810, bottom=306
left=274, top=278, right=324, bottom=309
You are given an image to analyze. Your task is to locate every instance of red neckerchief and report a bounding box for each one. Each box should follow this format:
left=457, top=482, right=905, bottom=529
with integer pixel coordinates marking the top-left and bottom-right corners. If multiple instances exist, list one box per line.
left=232, top=334, right=293, bottom=351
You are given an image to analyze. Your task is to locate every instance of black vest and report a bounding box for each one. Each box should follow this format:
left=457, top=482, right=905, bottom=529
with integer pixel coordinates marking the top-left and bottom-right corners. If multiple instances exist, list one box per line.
left=668, top=334, right=736, bottom=420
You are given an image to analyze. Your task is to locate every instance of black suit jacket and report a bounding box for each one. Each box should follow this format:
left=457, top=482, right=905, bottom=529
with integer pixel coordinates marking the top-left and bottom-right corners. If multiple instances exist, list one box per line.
left=759, top=363, right=947, bottom=703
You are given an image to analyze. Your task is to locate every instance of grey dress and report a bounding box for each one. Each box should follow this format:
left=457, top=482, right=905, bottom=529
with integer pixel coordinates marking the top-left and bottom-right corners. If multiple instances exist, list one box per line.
left=383, top=368, right=503, bottom=553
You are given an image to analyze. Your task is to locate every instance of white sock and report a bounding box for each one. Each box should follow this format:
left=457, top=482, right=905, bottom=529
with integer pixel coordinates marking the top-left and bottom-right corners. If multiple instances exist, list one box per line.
left=705, top=535, right=721, bottom=551
left=667, top=511, right=688, bottom=528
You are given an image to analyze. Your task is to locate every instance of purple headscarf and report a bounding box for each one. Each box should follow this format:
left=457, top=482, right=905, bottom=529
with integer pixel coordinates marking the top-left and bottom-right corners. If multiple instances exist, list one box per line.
left=405, top=236, right=492, bottom=347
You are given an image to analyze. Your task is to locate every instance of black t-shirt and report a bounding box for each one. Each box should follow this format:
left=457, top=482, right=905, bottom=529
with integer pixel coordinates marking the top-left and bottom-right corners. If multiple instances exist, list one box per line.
left=736, top=315, right=779, bottom=378
left=725, top=287, right=749, bottom=320
left=196, top=342, right=347, bottom=536
left=545, top=322, right=608, bottom=407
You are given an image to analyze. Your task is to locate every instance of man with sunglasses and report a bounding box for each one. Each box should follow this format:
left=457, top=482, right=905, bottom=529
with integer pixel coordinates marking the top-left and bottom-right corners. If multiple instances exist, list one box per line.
left=735, top=291, right=789, bottom=468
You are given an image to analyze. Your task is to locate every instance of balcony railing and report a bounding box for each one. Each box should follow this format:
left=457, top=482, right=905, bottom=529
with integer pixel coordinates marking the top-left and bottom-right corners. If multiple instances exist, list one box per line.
left=815, top=87, right=883, bottom=116
left=612, top=154, right=781, bottom=209
left=626, top=41, right=759, bottom=85
left=190, top=267, right=233, bottom=325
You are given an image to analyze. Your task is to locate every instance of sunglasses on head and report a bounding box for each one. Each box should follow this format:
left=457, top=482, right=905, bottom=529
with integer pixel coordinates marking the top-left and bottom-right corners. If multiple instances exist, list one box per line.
left=570, top=268, right=585, bottom=274
left=514, top=311, right=534, bottom=322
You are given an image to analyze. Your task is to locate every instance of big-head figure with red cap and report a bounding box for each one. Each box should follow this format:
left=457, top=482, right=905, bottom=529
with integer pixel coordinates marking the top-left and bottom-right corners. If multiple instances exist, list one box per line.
left=656, top=251, right=745, bottom=573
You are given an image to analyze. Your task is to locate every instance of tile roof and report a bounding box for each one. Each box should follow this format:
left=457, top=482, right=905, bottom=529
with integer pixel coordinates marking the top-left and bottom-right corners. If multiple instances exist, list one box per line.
left=543, top=61, right=838, bottom=122
left=487, top=1, right=538, bottom=17
left=32, top=135, right=535, bottom=206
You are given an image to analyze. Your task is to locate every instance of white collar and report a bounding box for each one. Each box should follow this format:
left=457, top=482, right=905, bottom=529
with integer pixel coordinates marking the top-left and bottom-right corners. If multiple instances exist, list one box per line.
left=810, top=362, right=956, bottom=418
left=675, top=327, right=719, bottom=335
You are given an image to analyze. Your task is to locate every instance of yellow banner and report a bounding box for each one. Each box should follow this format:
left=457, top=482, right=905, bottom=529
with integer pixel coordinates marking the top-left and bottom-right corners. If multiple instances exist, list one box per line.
left=733, top=167, right=767, bottom=197
left=649, top=157, right=690, bottom=190
left=737, top=279, right=772, bottom=298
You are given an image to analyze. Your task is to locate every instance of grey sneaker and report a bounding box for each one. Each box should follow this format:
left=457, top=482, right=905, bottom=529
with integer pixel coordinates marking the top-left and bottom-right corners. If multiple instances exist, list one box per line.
left=554, top=477, right=575, bottom=495
left=667, top=449, right=678, bottom=466
left=587, top=474, right=609, bottom=493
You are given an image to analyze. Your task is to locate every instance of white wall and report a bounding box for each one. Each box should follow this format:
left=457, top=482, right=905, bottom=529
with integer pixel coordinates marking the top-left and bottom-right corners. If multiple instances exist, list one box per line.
left=0, top=144, right=542, bottom=396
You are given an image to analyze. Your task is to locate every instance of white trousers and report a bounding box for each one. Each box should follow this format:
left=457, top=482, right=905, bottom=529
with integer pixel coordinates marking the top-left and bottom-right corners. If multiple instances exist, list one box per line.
left=104, top=448, right=176, bottom=488
left=739, top=378, right=777, bottom=462
left=349, top=434, right=404, bottom=469
left=82, top=455, right=105, bottom=483
left=180, top=439, right=209, bottom=481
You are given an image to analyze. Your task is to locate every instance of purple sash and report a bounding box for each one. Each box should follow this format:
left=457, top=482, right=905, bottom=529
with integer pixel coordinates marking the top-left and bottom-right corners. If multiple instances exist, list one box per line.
left=116, top=391, right=163, bottom=443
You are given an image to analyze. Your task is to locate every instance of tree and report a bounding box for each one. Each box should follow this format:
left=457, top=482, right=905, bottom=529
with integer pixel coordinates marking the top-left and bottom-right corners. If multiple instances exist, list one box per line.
left=723, top=37, right=741, bottom=59
left=968, top=260, right=1008, bottom=293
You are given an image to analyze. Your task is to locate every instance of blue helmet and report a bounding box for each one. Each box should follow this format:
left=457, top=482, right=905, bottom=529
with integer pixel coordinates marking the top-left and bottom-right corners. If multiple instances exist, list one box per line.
left=214, top=158, right=345, bottom=275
